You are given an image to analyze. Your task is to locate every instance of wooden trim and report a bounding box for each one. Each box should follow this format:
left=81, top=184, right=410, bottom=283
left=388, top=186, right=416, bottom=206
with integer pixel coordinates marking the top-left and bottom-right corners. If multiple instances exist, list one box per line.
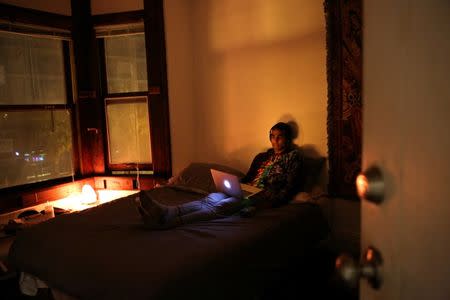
left=64, top=41, right=81, bottom=178
left=105, top=96, right=147, bottom=105
left=0, top=175, right=166, bottom=213
left=92, top=10, right=145, bottom=27
left=97, top=39, right=108, bottom=98
left=21, top=178, right=95, bottom=207
left=144, top=0, right=172, bottom=178
left=0, top=105, right=70, bottom=110
left=71, top=0, right=105, bottom=176
left=103, top=91, right=149, bottom=99
left=93, top=176, right=133, bottom=190
left=63, top=41, right=74, bottom=105
left=96, top=38, right=111, bottom=175
left=0, top=3, right=71, bottom=30
left=93, top=176, right=164, bottom=190
left=325, top=0, right=362, bottom=199
left=0, top=176, right=76, bottom=213
left=107, top=163, right=153, bottom=170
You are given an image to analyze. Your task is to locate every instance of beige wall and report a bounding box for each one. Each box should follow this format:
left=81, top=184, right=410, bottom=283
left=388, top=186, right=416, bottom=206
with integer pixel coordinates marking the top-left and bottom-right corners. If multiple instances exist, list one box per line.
left=165, top=0, right=328, bottom=174
left=164, top=0, right=196, bottom=175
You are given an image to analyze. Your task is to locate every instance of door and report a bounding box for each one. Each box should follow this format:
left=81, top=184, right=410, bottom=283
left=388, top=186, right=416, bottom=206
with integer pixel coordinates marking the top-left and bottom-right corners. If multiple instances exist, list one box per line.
left=362, top=1, right=450, bottom=299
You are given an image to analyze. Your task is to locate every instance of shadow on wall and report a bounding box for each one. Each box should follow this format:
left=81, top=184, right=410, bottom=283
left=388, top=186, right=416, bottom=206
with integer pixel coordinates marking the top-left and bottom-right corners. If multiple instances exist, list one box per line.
left=297, top=144, right=328, bottom=194
left=284, top=117, right=328, bottom=194
left=226, top=145, right=262, bottom=174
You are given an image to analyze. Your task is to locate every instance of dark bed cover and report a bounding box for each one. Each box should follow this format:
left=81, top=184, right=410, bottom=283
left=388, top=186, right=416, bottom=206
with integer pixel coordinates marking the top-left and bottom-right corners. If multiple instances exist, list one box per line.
left=8, top=187, right=329, bottom=300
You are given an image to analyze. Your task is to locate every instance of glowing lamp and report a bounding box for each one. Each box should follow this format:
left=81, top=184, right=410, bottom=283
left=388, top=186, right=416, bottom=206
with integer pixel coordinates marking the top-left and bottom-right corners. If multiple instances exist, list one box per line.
left=81, top=184, right=98, bottom=205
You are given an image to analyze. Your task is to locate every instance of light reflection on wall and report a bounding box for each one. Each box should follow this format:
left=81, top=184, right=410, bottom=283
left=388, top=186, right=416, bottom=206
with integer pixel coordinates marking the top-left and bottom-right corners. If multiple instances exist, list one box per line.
left=209, top=0, right=324, bottom=51
left=187, top=0, right=327, bottom=170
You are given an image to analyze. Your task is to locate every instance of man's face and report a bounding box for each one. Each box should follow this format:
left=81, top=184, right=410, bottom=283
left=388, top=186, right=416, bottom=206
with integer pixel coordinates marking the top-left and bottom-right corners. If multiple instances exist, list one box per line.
left=270, top=129, right=287, bottom=154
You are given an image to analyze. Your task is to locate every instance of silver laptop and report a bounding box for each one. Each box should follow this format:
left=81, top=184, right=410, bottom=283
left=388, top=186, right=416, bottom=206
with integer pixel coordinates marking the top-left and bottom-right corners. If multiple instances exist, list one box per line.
left=210, top=169, right=262, bottom=198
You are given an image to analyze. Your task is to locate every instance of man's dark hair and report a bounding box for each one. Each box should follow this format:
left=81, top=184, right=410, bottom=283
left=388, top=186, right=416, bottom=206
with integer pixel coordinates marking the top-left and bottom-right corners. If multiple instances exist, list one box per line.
left=269, top=122, right=293, bottom=143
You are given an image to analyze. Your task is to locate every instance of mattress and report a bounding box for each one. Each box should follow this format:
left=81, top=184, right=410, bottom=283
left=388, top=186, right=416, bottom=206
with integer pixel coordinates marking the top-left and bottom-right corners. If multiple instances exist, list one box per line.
left=9, top=186, right=329, bottom=299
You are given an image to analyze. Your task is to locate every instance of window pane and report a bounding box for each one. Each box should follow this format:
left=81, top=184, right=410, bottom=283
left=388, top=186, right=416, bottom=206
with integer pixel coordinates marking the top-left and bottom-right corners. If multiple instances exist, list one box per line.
left=0, top=31, right=67, bottom=105
left=0, top=110, right=74, bottom=189
left=106, top=98, right=152, bottom=164
left=104, top=34, right=148, bottom=94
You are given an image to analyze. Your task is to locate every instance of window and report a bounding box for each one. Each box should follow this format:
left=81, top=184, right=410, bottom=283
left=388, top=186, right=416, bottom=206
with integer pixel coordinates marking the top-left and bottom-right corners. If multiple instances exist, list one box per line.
left=0, top=31, right=67, bottom=105
left=104, top=34, right=148, bottom=94
left=93, top=6, right=172, bottom=177
left=105, top=97, right=151, bottom=164
left=0, top=30, right=74, bottom=189
left=97, top=26, right=152, bottom=173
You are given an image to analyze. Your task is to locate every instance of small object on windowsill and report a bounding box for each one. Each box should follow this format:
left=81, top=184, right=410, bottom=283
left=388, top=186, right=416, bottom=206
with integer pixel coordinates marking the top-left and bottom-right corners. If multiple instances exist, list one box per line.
left=53, top=207, right=71, bottom=215
left=17, top=210, right=40, bottom=219
left=3, top=208, right=57, bottom=235
left=44, top=203, right=55, bottom=218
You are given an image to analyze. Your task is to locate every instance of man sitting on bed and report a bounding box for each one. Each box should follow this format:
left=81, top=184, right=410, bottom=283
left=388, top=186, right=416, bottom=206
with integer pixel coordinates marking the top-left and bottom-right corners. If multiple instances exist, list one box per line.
left=136, top=122, right=302, bottom=229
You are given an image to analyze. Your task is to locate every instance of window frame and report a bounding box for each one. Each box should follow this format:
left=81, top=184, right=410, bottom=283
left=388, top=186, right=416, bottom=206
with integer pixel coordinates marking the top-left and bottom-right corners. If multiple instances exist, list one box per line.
left=96, top=27, right=153, bottom=174
left=103, top=95, right=153, bottom=172
left=0, top=17, right=79, bottom=194
left=0, top=2, right=171, bottom=213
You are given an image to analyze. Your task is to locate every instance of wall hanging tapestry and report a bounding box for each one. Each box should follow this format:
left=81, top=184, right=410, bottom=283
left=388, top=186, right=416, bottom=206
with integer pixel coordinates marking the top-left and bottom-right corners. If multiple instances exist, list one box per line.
left=325, top=0, right=362, bottom=198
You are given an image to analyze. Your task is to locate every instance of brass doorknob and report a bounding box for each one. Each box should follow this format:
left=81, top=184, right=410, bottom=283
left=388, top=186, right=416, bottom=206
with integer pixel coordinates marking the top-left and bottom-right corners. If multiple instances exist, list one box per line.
left=356, top=165, right=384, bottom=203
left=336, top=246, right=383, bottom=289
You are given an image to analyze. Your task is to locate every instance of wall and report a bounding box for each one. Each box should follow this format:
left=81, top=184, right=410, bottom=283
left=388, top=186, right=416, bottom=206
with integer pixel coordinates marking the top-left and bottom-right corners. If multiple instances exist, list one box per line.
left=163, top=0, right=196, bottom=174
left=164, top=0, right=328, bottom=174
left=0, top=0, right=328, bottom=177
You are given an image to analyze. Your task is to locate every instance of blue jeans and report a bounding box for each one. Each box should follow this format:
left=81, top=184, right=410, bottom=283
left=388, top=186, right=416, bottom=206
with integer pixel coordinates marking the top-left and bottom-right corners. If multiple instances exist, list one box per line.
left=175, top=192, right=241, bottom=224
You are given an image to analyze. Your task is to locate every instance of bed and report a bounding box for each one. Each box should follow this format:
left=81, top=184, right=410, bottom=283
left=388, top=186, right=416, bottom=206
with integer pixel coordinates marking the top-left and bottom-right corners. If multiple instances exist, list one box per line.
left=8, top=162, right=329, bottom=300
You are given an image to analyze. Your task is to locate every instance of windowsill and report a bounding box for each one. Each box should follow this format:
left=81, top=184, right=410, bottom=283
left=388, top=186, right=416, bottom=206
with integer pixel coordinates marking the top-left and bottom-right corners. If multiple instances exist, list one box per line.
left=0, top=189, right=139, bottom=226
left=0, top=175, right=166, bottom=214
left=51, top=189, right=139, bottom=212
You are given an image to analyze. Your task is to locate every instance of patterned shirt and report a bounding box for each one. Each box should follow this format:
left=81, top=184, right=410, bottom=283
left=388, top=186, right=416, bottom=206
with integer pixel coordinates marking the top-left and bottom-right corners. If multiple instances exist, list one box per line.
left=249, top=153, right=283, bottom=188
left=241, top=147, right=302, bottom=208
